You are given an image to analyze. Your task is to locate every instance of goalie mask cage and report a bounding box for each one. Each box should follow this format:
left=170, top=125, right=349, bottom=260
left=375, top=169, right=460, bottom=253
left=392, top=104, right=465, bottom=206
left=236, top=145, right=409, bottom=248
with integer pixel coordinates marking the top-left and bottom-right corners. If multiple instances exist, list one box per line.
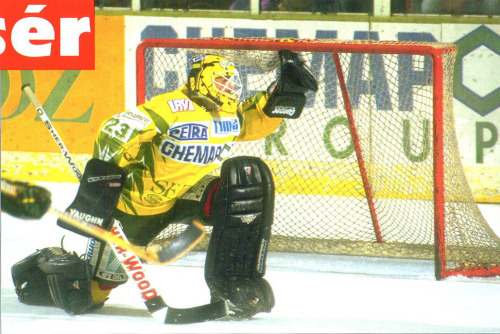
left=136, top=37, right=500, bottom=280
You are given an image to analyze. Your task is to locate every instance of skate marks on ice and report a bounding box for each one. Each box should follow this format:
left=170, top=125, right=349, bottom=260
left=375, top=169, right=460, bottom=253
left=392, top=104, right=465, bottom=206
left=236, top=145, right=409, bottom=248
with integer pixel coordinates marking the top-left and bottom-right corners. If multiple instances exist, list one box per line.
left=2, top=182, right=500, bottom=333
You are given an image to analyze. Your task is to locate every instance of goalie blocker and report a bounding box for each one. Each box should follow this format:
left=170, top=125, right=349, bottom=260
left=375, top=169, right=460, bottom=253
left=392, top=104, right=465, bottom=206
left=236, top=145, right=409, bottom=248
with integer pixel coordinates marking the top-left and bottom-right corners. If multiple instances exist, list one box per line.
left=56, top=158, right=127, bottom=238
left=204, top=156, right=275, bottom=318
left=263, top=49, right=318, bottom=119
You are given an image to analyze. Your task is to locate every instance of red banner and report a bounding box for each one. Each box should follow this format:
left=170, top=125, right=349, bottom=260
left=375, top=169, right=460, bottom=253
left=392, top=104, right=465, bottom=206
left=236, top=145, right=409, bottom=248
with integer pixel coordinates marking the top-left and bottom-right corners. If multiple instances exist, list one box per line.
left=0, top=0, right=95, bottom=70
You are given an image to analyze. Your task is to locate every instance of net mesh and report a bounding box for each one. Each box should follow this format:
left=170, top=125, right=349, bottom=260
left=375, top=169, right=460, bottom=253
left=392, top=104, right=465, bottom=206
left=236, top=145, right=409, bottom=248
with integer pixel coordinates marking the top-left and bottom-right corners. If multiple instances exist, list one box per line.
left=139, top=37, right=500, bottom=278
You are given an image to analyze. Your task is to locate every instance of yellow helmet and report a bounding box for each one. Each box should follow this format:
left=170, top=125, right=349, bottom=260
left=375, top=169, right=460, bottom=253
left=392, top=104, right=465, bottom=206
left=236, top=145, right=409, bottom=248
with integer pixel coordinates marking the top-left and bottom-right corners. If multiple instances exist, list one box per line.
left=188, top=55, right=242, bottom=113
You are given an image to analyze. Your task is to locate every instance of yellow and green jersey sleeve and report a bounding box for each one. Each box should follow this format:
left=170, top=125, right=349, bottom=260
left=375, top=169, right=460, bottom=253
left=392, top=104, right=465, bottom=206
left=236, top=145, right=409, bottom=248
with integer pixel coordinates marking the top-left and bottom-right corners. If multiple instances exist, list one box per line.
left=237, top=91, right=282, bottom=142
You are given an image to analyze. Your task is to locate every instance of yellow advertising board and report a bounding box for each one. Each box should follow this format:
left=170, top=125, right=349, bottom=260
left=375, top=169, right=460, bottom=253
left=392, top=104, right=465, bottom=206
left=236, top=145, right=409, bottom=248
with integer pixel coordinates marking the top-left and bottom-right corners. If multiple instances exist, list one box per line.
left=1, top=16, right=125, bottom=182
left=1, top=16, right=125, bottom=155
left=1, top=14, right=498, bottom=203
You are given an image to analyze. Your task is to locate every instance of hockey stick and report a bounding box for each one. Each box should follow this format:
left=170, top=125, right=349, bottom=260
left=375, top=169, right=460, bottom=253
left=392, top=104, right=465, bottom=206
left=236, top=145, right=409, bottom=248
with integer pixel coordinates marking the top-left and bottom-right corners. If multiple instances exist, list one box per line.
left=21, top=83, right=229, bottom=323
left=2, top=184, right=227, bottom=323
left=20, top=83, right=205, bottom=266
left=50, top=208, right=206, bottom=265
left=1, top=183, right=203, bottom=265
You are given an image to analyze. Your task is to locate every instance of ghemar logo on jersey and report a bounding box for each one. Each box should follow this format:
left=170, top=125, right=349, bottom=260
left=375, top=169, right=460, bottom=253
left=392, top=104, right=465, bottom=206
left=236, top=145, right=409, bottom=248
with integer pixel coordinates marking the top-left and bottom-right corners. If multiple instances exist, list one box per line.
left=212, top=117, right=240, bottom=138
left=168, top=122, right=209, bottom=142
left=168, top=99, right=195, bottom=112
left=159, top=139, right=232, bottom=165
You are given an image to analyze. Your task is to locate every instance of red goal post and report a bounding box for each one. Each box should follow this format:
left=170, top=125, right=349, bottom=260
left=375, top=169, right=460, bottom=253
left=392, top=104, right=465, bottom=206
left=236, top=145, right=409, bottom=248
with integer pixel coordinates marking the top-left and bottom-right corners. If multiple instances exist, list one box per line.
left=136, top=37, right=500, bottom=280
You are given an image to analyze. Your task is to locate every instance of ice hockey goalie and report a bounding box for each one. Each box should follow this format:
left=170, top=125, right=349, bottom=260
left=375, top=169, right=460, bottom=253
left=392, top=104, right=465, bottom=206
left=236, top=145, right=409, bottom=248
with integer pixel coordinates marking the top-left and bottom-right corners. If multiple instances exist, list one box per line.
left=11, top=50, right=317, bottom=318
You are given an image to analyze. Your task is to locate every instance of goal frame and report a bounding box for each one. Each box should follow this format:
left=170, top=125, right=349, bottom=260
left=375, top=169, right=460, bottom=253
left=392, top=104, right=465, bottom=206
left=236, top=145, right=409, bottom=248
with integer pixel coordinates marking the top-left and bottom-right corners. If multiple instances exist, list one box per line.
left=136, top=37, right=499, bottom=280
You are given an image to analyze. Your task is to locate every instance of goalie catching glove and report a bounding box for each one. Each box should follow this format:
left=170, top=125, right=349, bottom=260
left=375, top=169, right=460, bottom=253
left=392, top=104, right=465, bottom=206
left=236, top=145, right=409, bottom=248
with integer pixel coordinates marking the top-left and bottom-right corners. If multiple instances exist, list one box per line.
left=263, top=49, right=318, bottom=119
left=1, top=179, right=51, bottom=219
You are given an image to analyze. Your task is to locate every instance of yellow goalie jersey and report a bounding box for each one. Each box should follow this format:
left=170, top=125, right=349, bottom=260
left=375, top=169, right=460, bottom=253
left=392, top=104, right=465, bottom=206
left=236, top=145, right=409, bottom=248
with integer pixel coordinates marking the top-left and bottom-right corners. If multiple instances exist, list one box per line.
left=92, top=86, right=281, bottom=216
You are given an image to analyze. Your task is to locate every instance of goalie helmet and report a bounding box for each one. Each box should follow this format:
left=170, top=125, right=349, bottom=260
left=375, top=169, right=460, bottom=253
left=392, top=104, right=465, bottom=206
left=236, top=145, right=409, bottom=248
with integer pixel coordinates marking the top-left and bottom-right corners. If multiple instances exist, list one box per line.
left=188, top=55, right=243, bottom=113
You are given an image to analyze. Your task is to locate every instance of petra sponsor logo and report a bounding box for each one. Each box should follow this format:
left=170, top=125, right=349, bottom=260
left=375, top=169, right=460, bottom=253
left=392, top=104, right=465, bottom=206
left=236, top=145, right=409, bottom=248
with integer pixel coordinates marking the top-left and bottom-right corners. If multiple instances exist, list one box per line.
left=168, top=122, right=209, bottom=141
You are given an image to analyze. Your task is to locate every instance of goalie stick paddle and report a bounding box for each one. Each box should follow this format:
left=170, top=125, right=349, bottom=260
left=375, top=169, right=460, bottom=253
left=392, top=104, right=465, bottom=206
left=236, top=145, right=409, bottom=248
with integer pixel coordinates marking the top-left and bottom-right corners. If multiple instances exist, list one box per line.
left=110, top=220, right=229, bottom=324
left=20, top=83, right=229, bottom=323
left=50, top=207, right=206, bottom=265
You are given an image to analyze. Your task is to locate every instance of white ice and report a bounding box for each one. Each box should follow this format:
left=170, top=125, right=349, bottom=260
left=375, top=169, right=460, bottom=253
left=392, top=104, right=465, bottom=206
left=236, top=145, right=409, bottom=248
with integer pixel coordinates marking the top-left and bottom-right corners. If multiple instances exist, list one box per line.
left=2, top=182, right=500, bottom=333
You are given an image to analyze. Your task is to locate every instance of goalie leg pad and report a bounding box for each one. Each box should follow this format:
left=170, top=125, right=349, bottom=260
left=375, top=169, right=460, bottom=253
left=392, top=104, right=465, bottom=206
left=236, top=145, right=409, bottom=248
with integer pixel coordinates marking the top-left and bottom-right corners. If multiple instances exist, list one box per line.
left=57, top=159, right=127, bottom=238
left=205, top=156, right=275, bottom=317
left=37, top=247, right=96, bottom=315
left=11, top=250, right=55, bottom=306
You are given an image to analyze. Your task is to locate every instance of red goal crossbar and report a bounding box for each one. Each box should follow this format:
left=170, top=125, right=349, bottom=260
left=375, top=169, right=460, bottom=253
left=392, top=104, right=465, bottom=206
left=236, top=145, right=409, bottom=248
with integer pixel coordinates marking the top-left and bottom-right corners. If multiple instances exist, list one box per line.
left=136, top=37, right=500, bottom=280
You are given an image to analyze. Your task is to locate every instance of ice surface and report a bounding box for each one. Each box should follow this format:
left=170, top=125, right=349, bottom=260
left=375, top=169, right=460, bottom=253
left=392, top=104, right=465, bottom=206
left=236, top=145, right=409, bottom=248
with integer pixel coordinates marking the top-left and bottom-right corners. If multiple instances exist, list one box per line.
left=2, top=182, right=500, bottom=333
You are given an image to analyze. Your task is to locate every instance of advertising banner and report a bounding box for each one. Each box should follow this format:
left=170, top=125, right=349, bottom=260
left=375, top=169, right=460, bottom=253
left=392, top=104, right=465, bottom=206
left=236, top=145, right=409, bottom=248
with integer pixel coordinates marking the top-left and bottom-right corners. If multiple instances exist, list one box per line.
left=1, top=16, right=124, bottom=152
left=1, top=12, right=498, bottom=201
left=124, top=16, right=499, bottom=202
left=0, top=0, right=95, bottom=70
left=1, top=14, right=124, bottom=182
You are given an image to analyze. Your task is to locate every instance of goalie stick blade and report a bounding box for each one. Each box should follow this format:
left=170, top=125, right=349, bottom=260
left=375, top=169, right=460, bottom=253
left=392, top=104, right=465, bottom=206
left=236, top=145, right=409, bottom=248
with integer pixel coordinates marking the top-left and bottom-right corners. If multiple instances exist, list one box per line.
left=164, top=300, right=229, bottom=324
left=154, top=219, right=206, bottom=264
